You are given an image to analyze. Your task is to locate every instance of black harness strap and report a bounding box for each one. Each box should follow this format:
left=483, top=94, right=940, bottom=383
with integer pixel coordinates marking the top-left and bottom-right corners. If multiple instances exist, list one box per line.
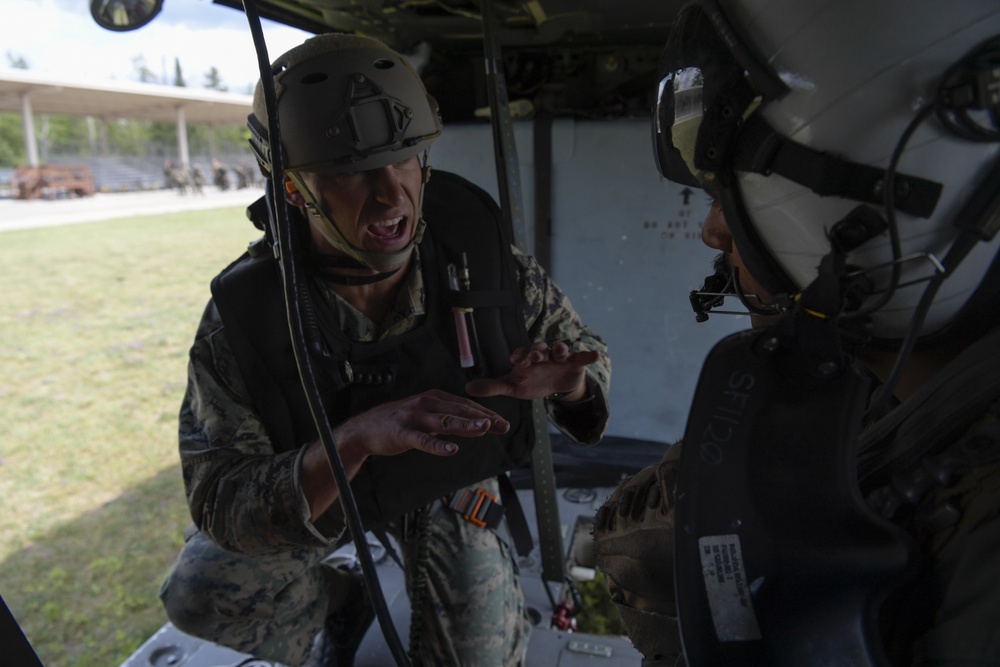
left=533, top=112, right=554, bottom=272
left=481, top=0, right=565, bottom=584
left=498, top=473, right=534, bottom=557
left=734, top=113, right=942, bottom=219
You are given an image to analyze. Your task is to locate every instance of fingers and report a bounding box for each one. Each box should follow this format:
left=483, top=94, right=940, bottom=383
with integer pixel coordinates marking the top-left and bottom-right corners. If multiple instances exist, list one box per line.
left=554, top=342, right=600, bottom=368
left=419, top=411, right=508, bottom=436
left=567, top=349, right=600, bottom=366
left=394, top=395, right=510, bottom=457
left=409, top=434, right=460, bottom=457
left=474, top=343, right=600, bottom=401
left=395, top=390, right=511, bottom=440
left=464, top=377, right=509, bottom=398
left=511, top=341, right=550, bottom=366
left=511, top=341, right=563, bottom=366
left=338, top=389, right=511, bottom=460
left=549, top=341, right=570, bottom=363
left=414, top=389, right=510, bottom=432
left=510, top=341, right=599, bottom=369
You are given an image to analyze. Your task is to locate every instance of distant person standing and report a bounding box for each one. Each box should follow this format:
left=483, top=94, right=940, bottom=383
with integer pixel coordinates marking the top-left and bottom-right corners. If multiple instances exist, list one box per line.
left=244, top=163, right=259, bottom=188
left=235, top=164, right=249, bottom=190
left=163, top=160, right=177, bottom=191
left=191, top=164, right=205, bottom=196
left=174, top=164, right=191, bottom=196
left=211, top=159, right=230, bottom=191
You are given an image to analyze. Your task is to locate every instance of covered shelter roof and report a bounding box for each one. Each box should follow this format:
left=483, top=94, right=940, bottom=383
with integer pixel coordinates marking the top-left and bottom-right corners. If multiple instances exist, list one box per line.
left=0, top=67, right=252, bottom=125
left=0, top=67, right=254, bottom=168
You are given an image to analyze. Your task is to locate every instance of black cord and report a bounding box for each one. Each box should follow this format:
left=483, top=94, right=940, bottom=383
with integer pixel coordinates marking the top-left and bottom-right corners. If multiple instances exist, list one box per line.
left=867, top=231, right=979, bottom=418
left=861, top=98, right=959, bottom=412
left=857, top=102, right=938, bottom=317
left=865, top=36, right=1000, bottom=414
left=239, top=3, right=411, bottom=664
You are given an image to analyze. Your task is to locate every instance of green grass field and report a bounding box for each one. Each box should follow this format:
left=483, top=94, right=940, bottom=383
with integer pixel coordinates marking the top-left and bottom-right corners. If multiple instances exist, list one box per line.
left=0, top=206, right=261, bottom=667
left=0, top=205, right=626, bottom=665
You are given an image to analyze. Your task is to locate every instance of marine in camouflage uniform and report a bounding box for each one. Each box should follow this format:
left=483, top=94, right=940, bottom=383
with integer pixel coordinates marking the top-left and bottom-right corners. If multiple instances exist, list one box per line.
left=160, top=244, right=611, bottom=666
left=159, top=32, right=612, bottom=667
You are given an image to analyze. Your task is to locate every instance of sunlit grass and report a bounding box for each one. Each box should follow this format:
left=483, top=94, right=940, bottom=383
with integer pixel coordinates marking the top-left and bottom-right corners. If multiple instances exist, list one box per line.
left=0, top=206, right=261, bottom=666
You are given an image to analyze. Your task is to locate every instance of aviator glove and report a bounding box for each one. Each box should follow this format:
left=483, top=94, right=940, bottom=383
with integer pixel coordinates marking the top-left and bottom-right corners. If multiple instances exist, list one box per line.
left=593, top=444, right=684, bottom=667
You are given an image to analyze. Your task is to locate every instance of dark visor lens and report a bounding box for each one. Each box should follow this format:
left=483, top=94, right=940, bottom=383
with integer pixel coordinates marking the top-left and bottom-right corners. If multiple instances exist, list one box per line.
left=653, top=3, right=746, bottom=190
left=654, top=65, right=710, bottom=188
left=654, top=66, right=704, bottom=188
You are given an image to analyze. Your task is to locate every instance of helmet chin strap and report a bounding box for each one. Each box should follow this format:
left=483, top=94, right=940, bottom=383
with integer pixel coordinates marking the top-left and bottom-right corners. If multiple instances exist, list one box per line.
left=287, top=157, right=430, bottom=274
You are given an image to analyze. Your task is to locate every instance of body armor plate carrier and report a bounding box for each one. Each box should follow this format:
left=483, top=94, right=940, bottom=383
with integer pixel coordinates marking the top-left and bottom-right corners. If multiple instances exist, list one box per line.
left=210, top=171, right=535, bottom=529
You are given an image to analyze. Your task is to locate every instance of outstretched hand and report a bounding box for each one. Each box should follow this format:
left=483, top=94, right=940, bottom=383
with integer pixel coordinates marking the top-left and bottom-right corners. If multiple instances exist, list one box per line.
left=465, top=341, right=598, bottom=402
left=335, top=388, right=510, bottom=460
left=302, top=389, right=509, bottom=521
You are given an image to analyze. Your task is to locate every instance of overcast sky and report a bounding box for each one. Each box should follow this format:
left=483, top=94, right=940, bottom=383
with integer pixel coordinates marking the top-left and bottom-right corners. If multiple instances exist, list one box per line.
left=2, top=0, right=312, bottom=94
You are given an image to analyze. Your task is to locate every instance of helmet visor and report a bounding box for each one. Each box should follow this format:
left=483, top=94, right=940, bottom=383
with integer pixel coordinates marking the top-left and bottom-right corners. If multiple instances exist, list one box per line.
left=653, top=0, right=788, bottom=190
left=654, top=65, right=708, bottom=189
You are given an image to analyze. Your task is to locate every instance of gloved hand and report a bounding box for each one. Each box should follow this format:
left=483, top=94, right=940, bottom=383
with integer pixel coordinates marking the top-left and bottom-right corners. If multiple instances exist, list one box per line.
left=594, top=444, right=684, bottom=666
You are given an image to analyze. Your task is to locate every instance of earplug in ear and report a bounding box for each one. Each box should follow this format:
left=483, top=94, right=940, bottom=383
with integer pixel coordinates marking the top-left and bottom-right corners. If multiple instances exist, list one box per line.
left=285, top=179, right=298, bottom=194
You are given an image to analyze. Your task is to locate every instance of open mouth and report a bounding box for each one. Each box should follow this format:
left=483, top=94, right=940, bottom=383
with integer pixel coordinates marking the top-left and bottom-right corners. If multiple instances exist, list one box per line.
left=368, top=216, right=405, bottom=240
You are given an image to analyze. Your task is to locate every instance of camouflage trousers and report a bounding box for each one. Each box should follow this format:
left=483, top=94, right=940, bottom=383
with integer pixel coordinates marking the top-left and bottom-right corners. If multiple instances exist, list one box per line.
left=159, top=479, right=531, bottom=667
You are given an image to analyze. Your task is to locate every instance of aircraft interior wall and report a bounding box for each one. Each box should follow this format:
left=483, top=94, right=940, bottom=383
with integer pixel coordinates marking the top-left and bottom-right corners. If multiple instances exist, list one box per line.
left=429, top=118, right=748, bottom=446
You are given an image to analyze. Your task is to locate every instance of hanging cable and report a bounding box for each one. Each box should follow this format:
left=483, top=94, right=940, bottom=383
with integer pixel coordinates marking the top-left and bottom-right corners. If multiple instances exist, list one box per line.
left=865, top=36, right=1000, bottom=414
left=239, top=3, right=411, bottom=664
left=855, top=102, right=938, bottom=317
left=866, top=231, right=979, bottom=417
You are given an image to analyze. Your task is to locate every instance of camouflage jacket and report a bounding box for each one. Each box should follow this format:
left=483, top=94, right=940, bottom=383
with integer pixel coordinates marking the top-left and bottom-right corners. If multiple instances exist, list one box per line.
left=178, top=246, right=611, bottom=554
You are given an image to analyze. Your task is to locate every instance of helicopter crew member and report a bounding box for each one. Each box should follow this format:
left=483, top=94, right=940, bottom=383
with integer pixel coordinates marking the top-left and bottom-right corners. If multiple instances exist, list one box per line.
left=594, top=0, right=1000, bottom=665
left=159, top=33, right=611, bottom=667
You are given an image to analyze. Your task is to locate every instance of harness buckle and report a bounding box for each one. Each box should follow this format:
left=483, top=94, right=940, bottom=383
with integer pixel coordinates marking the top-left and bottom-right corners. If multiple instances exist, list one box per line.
left=447, top=487, right=504, bottom=529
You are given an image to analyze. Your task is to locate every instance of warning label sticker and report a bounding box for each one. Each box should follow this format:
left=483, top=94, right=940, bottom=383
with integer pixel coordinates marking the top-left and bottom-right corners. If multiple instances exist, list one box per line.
left=698, top=534, right=762, bottom=642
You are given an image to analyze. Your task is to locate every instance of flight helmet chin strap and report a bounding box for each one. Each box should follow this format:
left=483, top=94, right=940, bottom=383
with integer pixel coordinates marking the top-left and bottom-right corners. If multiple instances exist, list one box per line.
left=286, top=154, right=432, bottom=274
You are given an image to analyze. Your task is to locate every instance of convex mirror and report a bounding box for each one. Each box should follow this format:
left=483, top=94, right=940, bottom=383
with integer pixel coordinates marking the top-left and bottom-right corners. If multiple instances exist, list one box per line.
left=90, top=0, right=163, bottom=32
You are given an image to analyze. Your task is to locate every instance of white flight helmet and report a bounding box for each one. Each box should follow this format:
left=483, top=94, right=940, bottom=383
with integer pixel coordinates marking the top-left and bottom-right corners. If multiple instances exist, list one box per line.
left=655, top=0, right=1000, bottom=343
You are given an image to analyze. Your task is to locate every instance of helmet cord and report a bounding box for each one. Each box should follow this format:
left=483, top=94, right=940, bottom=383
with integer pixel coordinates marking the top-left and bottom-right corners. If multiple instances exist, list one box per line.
left=241, top=2, right=411, bottom=665
left=866, top=230, right=980, bottom=418
left=857, top=101, right=938, bottom=317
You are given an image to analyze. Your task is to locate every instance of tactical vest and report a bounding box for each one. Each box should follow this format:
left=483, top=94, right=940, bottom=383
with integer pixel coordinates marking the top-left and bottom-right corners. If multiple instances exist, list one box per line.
left=210, top=170, right=536, bottom=529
